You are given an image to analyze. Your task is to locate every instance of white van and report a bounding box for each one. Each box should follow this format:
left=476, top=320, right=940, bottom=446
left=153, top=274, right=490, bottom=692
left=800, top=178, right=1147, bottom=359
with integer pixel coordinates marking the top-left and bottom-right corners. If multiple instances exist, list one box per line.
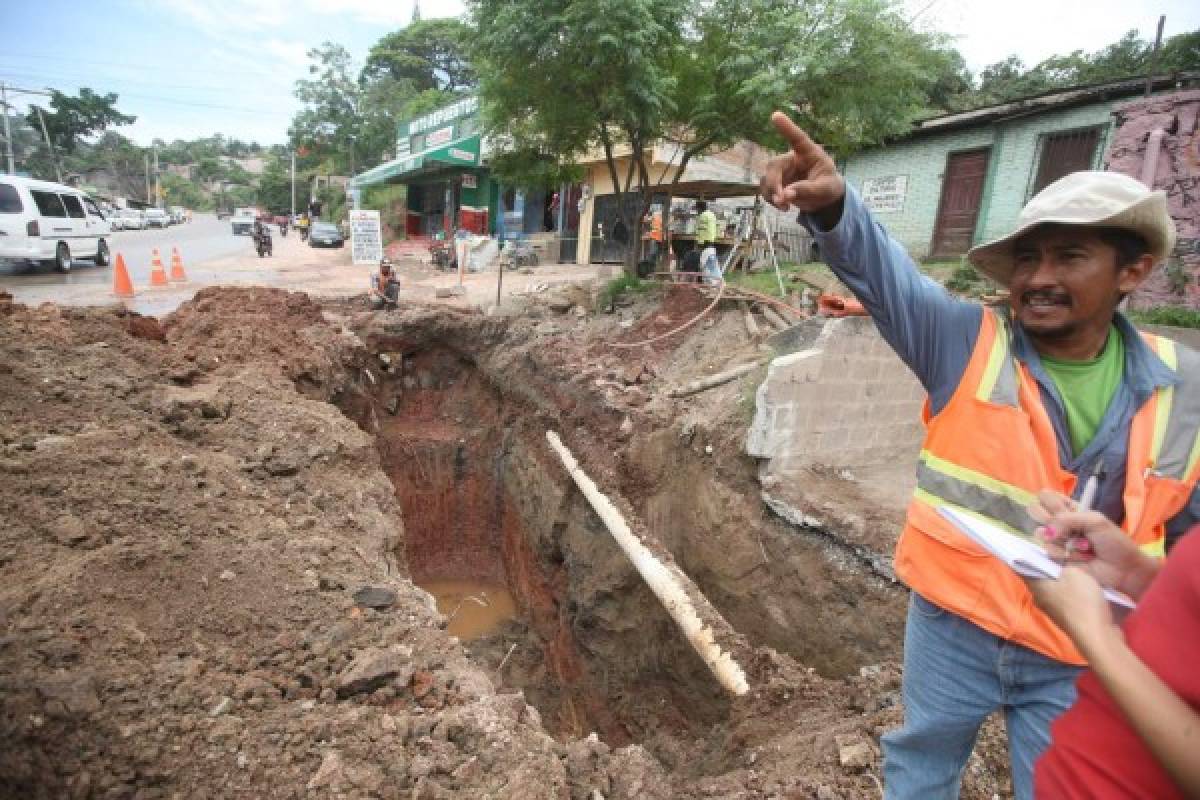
left=0, top=176, right=113, bottom=272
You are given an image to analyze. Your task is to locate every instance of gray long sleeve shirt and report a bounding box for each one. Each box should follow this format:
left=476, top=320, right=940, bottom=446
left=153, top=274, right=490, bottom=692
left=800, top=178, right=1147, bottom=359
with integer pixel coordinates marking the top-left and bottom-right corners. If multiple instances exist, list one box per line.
left=803, top=186, right=1199, bottom=548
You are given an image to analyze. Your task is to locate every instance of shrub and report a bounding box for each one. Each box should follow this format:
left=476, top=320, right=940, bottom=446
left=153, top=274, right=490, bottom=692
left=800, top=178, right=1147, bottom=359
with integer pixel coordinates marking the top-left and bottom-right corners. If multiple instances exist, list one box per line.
left=1129, top=306, right=1200, bottom=329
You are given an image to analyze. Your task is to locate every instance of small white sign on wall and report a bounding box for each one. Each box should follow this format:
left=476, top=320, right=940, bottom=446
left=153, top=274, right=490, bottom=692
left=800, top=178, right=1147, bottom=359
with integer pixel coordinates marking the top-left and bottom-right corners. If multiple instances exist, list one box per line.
left=862, top=175, right=908, bottom=213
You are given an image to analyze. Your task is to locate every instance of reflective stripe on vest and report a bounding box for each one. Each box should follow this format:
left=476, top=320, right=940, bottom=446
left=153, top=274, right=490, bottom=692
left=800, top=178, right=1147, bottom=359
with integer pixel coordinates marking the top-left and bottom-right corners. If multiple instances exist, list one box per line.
left=1145, top=335, right=1200, bottom=483
left=917, top=311, right=1200, bottom=546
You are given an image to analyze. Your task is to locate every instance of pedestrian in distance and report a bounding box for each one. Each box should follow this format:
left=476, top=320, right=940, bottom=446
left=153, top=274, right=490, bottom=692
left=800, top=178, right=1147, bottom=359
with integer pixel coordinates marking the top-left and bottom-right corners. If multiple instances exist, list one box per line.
left=693, top=200, right=721, bottom=285
left=760, top=110, right=1199, bottom=800
left=368, top=258, right=400, bottom=310
left=1024, top=495, right=1200, bottom=799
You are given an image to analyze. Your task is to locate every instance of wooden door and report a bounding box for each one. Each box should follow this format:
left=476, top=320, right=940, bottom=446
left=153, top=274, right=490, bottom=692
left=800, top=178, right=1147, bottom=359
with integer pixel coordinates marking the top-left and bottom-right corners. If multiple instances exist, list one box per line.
left=930, top=148, right=990, bottom=258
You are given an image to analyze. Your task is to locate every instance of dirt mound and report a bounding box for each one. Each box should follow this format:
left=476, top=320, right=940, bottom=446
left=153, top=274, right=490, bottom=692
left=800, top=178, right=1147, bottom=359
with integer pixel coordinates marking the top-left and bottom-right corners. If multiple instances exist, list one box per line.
left=0, top=288, right=1010, bottom=799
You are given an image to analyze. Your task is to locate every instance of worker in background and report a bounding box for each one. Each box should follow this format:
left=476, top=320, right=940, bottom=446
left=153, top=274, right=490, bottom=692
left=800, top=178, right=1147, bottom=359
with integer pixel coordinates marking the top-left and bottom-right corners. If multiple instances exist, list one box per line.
left=1026, top=499, right=1200, bottom=798
left=297, top=213, right=310, bottom=242
left=760, top=110, right=1198, bottom=800
left=368, top=258, right=400, bottom=310
left=694, top=200, right=721, bottom=284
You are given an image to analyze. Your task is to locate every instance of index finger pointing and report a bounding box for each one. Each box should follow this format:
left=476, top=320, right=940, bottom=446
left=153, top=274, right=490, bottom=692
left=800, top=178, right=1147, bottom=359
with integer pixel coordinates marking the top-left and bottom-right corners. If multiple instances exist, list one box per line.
left=771, top=111, right=821, bottom=158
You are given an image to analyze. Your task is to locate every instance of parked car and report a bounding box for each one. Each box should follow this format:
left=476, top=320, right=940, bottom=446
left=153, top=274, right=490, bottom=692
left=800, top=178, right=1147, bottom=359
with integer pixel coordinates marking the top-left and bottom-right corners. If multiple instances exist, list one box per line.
left=308, top=222, right=344, bottom=248
left=144, top=208, right=170, bottom=228
left=0, top=175, right=113, bottom=272
left=109, top=212, right=125, bottom=231
left=118, top=208, right=146, bottom=230
left=168, top=206, right=186, bottom=224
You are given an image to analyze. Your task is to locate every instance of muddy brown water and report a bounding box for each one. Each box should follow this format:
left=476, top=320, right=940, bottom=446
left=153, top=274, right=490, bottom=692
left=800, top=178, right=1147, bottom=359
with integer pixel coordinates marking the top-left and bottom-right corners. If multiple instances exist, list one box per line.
left=420, top=579, right=518, bottom=640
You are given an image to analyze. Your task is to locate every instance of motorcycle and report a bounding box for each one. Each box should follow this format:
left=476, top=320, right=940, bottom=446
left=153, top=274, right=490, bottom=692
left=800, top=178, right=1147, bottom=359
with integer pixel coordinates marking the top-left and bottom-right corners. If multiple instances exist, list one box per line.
left=279, top=220, right=288, bottom=238
left=254, top=228, right=273, bottom=258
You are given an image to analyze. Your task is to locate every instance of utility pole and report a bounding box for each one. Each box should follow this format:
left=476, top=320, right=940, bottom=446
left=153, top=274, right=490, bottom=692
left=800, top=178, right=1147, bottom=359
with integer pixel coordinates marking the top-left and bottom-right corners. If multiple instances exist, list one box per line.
left=153, top=145, right=161, bottom=208
left=1, top=82, right=14, bottom=175
left=1145, top=15, right=1166, bottom=98
left=290, top=150, right=296, bottom=219
left=33, top=106, right=61, bottom=183
left=144, top=152, right=151, bottom=204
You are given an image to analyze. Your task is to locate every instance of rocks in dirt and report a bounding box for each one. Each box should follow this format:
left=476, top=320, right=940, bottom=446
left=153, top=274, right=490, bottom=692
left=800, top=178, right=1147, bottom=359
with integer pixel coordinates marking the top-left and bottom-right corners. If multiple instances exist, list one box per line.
left=618, top=417, right=634, bottom=440
left=385, top=395, right=400, bottom=415
left=352, top=586, right=397, bottom=610
left=209, top=696, right=234, bottom=716
left=835, top=733, right=874, bottom=770
left=336, top=645, right=414, bottom=697
left=36, top=671, right=100, bottom=717
left=47, top=513, right=98, bottom=549
left=547, top=294, right=574, bottom=314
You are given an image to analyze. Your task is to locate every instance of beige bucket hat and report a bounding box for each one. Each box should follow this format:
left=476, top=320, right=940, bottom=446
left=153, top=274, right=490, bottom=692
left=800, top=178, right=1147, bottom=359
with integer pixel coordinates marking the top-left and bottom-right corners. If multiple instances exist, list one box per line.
left=967, top=171, right=1176, bottom=286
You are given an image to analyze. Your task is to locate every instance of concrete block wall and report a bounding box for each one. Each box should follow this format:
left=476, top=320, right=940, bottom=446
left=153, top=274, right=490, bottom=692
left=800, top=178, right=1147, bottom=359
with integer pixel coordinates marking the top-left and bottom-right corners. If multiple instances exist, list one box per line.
left=747, top=317, right=926, bottom=474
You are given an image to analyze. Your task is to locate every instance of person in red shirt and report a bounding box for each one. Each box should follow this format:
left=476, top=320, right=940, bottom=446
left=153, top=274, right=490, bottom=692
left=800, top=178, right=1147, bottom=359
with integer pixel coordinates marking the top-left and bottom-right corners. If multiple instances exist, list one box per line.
left=1024, top=492, right=1200, bottom=798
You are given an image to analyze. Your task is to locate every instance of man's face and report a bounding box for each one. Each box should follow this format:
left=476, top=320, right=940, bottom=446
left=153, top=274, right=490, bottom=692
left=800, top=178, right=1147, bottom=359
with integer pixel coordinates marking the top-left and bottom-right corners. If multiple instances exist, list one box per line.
left=1007, top=225, right=1150, bottom=341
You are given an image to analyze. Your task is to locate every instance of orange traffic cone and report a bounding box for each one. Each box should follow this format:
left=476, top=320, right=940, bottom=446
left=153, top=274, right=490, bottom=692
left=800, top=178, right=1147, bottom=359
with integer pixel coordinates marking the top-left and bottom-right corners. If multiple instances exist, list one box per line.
left=169, top=247, right=188, bottom=282
left=112, top=253, right=135, bottom=298
left=149, top=248, right=168, bottom=287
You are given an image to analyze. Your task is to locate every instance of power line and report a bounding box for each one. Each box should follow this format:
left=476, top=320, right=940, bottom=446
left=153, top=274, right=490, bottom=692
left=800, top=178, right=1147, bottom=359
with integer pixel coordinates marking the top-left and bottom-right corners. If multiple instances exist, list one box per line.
left=0, top=50, right=293, bottom=80
left=0, top=62, right=286, bottom=94
left=0, top=72, right=295, bottom=117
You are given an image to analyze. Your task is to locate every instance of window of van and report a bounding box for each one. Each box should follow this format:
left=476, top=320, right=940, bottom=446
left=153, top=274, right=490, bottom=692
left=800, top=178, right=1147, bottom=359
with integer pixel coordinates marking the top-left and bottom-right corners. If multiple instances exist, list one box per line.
left=83, top=197, right=103, bottom=217
left=31, top=190, right=67, bottom=217
left=0, top=183, right=21, bottom=213
left=61, top=194, right=86, bottom=219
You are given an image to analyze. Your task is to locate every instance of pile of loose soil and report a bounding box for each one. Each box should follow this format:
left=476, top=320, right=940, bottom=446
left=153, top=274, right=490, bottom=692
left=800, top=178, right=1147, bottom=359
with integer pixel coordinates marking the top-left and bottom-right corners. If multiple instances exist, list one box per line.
left=0, top=287, right=1010, bottom=799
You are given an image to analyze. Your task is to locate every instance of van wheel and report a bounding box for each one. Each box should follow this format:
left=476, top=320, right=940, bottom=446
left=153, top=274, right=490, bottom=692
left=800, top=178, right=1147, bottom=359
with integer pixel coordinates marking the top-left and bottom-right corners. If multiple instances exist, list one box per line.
left=55, top=243, right=72, bottom=273
left=95, top=239, right=111, bottom=266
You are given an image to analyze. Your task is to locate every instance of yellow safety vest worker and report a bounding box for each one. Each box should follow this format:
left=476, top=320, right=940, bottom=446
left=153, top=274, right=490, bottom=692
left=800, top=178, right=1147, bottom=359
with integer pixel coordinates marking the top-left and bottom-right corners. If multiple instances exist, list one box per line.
left=897, top=308, right=1200, bottom=664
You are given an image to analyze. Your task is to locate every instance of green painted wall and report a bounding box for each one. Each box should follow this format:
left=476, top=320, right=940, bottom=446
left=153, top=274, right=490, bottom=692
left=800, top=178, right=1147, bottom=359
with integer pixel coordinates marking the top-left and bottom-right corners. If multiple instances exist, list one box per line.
left=842, top=101, right=1121, bottom=259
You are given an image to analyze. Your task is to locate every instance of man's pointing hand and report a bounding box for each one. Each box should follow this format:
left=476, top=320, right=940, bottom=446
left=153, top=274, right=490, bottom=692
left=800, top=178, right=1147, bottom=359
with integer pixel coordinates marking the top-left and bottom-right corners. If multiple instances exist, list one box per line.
left=760, top=112, right=846, bottom=227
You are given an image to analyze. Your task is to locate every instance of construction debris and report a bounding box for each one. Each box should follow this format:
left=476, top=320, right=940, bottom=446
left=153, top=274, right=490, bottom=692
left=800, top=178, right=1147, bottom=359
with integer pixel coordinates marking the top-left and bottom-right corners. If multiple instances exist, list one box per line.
left=668, top=360, right=764, bottom=398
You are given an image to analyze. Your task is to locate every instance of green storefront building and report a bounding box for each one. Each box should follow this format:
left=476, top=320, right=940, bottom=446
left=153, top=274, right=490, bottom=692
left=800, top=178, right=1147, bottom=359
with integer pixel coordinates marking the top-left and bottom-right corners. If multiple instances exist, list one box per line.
left=351, top=96, right=497, bottom=237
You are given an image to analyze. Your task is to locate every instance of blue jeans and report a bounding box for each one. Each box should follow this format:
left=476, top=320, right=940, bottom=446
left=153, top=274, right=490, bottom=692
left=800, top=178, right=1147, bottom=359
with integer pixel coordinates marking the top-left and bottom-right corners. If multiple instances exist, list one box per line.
left=882, top=593, right=1082, bottom=800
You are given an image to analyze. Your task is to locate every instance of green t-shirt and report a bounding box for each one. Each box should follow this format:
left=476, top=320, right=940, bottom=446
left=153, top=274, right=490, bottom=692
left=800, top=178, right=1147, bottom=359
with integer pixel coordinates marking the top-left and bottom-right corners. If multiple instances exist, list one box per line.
left=1040, top=326, right=1125, bottom=456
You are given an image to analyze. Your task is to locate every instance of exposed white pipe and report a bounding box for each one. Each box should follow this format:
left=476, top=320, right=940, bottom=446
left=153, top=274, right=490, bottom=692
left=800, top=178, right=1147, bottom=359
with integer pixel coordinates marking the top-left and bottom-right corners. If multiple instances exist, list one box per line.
left=1140, top=128, right=1165, bottom=188
left=545, top=431, right=750, bottom=696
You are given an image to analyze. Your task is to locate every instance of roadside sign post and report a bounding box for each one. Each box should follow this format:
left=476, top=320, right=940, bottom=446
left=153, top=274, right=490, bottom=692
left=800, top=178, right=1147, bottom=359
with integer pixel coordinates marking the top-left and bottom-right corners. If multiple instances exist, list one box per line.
left=349, top=210, right=383, bottom=266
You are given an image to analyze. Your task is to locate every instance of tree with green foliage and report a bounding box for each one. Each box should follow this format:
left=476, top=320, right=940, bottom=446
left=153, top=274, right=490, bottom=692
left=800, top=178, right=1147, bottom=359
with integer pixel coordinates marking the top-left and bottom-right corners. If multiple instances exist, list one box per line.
left=20, top=88, right=135, bottom=181
left=255, top=156, right=294, bottom=213
left=361, top=18, right=475, bottom=92
left=971, top=28, right=1200, bottom=107
left=290, top=42, right=363, bottom=175
left=470, top=0, right=958, bottom=271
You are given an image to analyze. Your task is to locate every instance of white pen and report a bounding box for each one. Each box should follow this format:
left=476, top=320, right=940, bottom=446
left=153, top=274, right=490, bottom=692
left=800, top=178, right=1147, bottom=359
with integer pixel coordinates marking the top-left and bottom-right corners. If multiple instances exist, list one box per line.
left=1067, top=460, right=1105, bottom=558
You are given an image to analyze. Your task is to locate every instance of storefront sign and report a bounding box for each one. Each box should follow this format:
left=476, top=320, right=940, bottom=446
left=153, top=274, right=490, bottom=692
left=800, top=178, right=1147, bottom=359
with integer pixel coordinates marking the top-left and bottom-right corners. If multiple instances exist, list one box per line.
left=349, top=209, right=383, bottom=266
left=861, top=175, right=908, bottom=213
left=426, top=126, right=453, bottom=147
left=447, top=147, right=476, bottom=163
left=461, top=174, right=477, bottom=189
left=407, top=96, right=479, bottom=135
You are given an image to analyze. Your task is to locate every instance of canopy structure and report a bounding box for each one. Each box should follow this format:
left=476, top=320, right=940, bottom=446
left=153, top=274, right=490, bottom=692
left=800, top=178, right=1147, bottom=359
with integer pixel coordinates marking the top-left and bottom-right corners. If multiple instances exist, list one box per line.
left=660, top=178, right=761, bottom=200
left=351, top=135, right=482, bottom=189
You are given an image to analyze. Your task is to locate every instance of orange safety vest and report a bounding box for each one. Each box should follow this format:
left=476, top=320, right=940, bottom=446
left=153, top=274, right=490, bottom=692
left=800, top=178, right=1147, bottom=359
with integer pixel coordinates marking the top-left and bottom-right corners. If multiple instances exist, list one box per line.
left=897, top=308, right=1200, bottom=664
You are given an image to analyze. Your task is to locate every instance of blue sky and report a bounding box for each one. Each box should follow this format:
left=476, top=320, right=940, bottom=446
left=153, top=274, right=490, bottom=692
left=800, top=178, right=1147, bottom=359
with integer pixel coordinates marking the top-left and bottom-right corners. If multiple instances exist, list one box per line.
left=0, top=0, right=1196, bottom=147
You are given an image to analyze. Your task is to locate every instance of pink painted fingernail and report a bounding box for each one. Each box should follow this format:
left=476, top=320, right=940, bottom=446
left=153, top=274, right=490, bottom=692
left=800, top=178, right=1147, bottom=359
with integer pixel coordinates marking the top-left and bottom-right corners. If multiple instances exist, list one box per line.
left=1075, top=539, right=1091, bottom=552
left=1042, top=525, right=1058, bottom=540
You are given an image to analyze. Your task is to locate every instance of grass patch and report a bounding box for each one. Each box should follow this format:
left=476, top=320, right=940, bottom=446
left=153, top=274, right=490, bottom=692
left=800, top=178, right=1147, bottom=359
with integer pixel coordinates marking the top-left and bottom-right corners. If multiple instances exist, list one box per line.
left=1129, top=306, right=1200, bottom=329
left=725, top=261, right=834, bottom=296
left=596, top=274, right=653, bottom=310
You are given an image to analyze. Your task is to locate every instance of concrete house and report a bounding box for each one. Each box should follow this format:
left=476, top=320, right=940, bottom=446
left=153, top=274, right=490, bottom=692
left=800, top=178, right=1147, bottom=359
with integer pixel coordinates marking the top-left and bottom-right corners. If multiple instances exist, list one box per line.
left=840, top=74, right=1200, bottom=262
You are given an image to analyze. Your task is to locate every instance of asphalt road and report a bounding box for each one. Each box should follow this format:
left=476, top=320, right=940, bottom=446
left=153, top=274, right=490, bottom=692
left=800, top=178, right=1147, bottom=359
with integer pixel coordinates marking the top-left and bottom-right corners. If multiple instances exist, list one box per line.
left=0, top=213, right=260, bottom=287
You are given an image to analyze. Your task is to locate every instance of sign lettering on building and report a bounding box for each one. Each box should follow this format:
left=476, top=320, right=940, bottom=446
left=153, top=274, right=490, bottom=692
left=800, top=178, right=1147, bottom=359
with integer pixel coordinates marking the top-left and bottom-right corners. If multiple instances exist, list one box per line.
left=861, top=175, right=908, bottom=213
left=349, top=209, right=383, bottom=266
left=461, top=174, right=477, bottom=189
left=426, top=126, right=453, bottom=147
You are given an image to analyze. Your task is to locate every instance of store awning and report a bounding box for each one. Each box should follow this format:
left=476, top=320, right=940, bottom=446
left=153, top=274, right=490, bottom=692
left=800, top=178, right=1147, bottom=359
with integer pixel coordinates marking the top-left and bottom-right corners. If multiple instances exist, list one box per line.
left=351, top=135, right=481, bottom=188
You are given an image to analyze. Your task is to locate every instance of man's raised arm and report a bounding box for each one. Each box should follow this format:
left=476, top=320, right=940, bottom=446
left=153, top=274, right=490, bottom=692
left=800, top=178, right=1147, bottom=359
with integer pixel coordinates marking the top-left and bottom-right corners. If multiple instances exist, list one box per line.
left=760, top=112, right=979, bottom=405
